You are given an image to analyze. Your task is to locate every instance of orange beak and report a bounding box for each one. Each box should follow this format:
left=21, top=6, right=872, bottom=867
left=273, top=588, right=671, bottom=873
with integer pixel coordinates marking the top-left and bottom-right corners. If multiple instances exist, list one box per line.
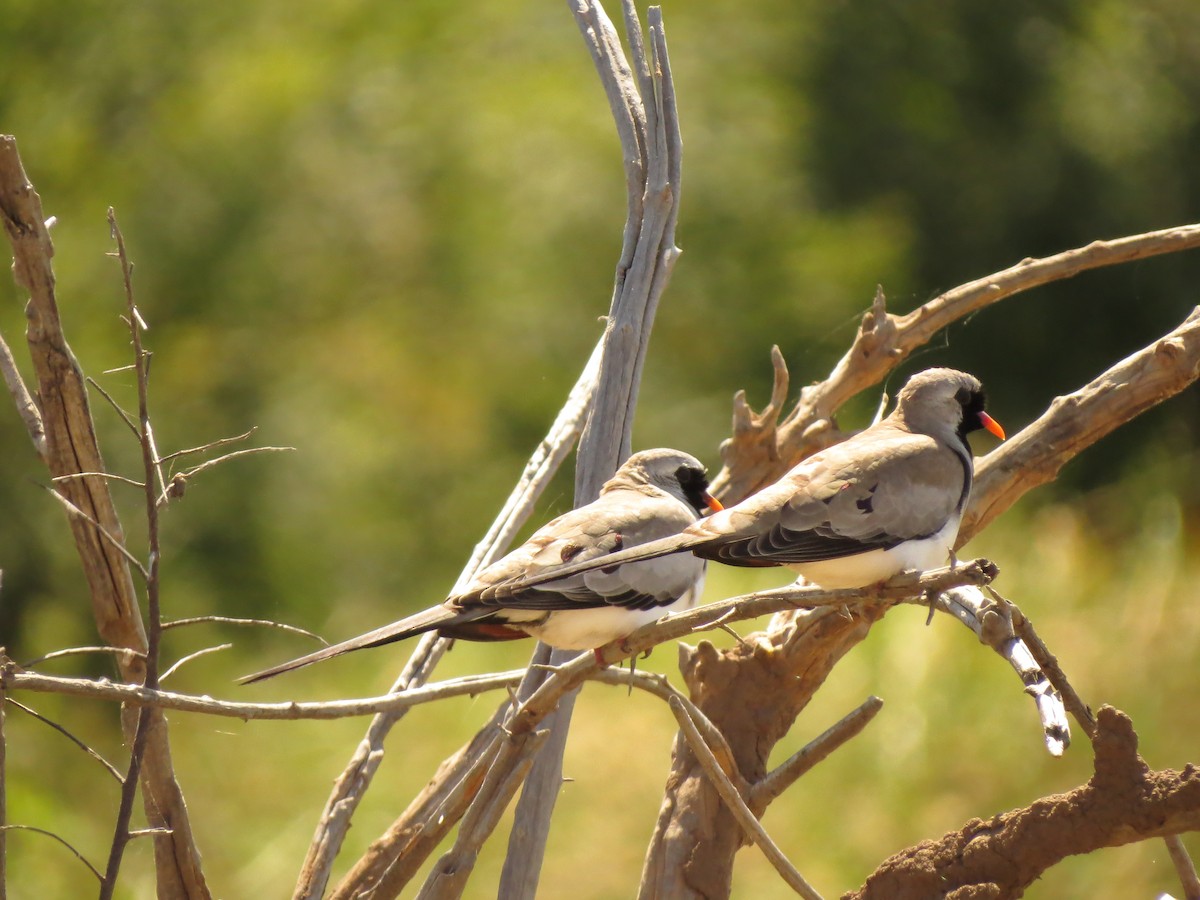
left=703, top=492, right=724, bottom=513
left=979, top=411, right=1006, bottom=441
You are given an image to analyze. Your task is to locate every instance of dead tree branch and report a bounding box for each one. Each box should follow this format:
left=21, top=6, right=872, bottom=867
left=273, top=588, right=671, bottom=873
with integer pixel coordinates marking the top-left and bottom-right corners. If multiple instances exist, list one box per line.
left=710, top=226, right=1200, bottom=505
left=848, top=707, right=1200, bottom=899
left=498, top=4, right=687, bottom=896
left=0, top=134, right=210, bottom=899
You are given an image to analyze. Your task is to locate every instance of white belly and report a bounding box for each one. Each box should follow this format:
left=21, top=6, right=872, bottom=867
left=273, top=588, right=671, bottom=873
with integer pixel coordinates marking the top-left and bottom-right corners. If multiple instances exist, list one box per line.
left=790, top=515, right=961, bottom=589
left=517, top=579, right=704, bottom=650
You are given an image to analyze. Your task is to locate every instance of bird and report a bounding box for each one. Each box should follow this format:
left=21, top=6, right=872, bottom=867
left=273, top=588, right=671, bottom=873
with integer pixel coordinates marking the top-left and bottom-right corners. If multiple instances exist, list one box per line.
left=478, top=368, right=1005, bottom=600
left=239, top=448, right=723, bottom=683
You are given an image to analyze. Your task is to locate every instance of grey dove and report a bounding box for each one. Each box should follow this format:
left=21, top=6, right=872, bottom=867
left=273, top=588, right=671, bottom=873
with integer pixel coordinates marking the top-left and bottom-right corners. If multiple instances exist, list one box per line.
left=240, top=448, right=722, bottom=683
left=478, top=368, right=1004, bottom=602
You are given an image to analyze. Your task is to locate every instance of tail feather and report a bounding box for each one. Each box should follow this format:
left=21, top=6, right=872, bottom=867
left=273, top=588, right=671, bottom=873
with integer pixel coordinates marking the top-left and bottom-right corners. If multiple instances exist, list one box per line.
left=476, top=531, right=708, bottom=601
left=238, top=604, right=481, bottom=685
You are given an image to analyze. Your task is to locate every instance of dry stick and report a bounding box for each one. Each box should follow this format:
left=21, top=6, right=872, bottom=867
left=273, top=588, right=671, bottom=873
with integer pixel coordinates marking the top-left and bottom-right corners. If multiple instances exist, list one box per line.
left=52, top=471, right=145, bottom=489
left=937, top=586, right=1069, bottom=756
left=160, top=446, right=295, bottom=507
left=964, top=303, right=1200, bottom=542
left=1165, top=837, right=1200, bottom=900
left=4, top=698, right=124, bottom=783
left=499, top=6, right=684, bottom=895
left=752, top=696, right=883, bottom=808
left=157, top=427, right=257, bottom=464
left=4, top=665, right=529, bottom=720
left=668, top=697, right=823, bottom=900
left=2, top=565, right=994, bottom=722
left=20, top=646, right=145, bottom=668
left=848, top=708, right=1200, bottom=899
left=161, top=616, right=327, bottom=645
left=98, top=209, right=162, bottom=900
left=158, top=645, right=232, bottom=683
left=0, top=136, right=210, bottom=898
left=0, top=825, right=103, bottom=884
left=329, top=705, right=511, bottom=900
left=418, top=729, right=551, bottom=900
left=304, top=346, right=600, bottom=900
left=0, top=333, right=44, bottom=460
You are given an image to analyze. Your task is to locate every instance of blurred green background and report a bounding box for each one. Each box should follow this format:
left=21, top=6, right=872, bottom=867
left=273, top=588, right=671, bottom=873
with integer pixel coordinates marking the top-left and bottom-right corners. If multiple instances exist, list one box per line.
left=2, top=0, right=1200, bottom=897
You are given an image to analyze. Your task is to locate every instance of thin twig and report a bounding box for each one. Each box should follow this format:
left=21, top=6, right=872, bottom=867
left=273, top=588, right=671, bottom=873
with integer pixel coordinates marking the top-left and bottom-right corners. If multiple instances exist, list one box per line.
left=98, top=208, right=161, bottom=900
left=84, top=376, right=139, bottom=438
left=51, top=472, right=145, bottom=489
left=179, top=446, right=296, bottom=481
left=19, top=646, right=145, bottom=669
left=4, top=698, right=124, bottom=783
left=2, top=132, right=209, bottom=898
left=1004, top=594, right=1097, bottom=739
left=940, top=586, right=1070, bottom=756
left=157, top=427, right=258, bottom=464
left=159, top=645, right=233, bottom=684
left=1165, top=834, right=1200, bottom=900
left=668, top=696, right=823, bottom=900
left=128, top=828, right=174, bottom=839
left=162, top=616, right=327, bottom=646
left=0, top=825, right=103, bottom=883
left=0, top=331, right=45, bottom=460
left=753, top=696, right=883, bottom=807
left=417, top=728, right=551, bottom=899
left=5, top=665, right=528, bottom=721
left=35, top=483, right=148, bottom=579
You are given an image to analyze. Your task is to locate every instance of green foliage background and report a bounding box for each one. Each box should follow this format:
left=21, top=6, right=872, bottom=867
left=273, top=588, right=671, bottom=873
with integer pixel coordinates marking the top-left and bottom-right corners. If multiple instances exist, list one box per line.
left=2, top=1, right=1199, bottom=897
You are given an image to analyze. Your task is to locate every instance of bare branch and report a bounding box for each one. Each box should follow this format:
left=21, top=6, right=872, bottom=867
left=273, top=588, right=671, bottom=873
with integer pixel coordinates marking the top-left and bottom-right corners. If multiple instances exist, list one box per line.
left=19, top=646, right=145, bottom=669
left=4, top=664, right=528, bottom=721
left=1165, top=834, right=1200, bottom=900
left=963, top=304, right=1200, bottom=542
left=161, top=446, right=296, bottom=507
left=5, top=698, right=124, bottom=783
left=0, top=825, right=103, bottom=883
left=0, top=331, right=44, bottom=460
left=712, top=227, right=1200, bottom=504
left=848, top=707, right=1200, bottom=899
left=84, top=376, right=139, bottom=438
left=158, top=645, right=232, bottom=684
left=161, top=616, right=327, bottom=645
left=51, top=472, right=145, bottom=489
left=417, top=727, right=551, bottom=899
left=937, top=586, right=1070, bottom=755
left=35, top=482, right=148, bottom=579
left=753, top=696, right=883, bottom=808
left=668, top=696, right=823, bottom=900
left=156, top=427, right=258, bottom=464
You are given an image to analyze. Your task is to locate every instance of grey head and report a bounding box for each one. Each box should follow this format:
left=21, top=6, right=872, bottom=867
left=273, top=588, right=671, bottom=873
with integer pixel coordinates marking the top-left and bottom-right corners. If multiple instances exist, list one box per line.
left=890, top=368, right=1005, bottom=446
left=603, top=448, right=720, bottom=515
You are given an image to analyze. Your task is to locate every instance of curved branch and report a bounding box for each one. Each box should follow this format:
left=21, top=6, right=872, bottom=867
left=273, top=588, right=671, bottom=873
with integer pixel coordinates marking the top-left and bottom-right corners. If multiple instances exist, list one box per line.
left=962, top=304, right=1200, bottom=542
left=712, top=225, right=1200, bottom=503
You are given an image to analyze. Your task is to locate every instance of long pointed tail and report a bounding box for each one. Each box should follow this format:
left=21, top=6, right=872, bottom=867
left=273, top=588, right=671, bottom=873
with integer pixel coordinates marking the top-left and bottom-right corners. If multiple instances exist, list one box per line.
left=473, top=531, right=709, bottom=602
left=238, top=604, right=476, bottom=685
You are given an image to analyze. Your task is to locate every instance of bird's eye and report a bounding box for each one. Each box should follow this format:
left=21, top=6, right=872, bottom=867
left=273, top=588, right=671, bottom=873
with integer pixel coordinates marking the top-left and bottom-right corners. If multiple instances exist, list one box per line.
left=954, top=386, right=973, bottom=407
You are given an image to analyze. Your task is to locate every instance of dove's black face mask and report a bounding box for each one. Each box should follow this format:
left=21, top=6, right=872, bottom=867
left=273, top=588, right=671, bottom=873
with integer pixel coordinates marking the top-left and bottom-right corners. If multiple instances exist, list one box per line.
left=675, top=464, right=713, bottom=515
left=955, top=386, right=990, bottom=442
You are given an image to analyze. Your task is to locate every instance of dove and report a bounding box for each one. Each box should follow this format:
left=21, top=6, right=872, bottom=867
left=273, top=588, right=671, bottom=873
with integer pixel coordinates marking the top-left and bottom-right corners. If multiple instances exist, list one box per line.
left=240, top=448, right=721, bottom=683
left=478, top=368, right=1004, bottom=600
